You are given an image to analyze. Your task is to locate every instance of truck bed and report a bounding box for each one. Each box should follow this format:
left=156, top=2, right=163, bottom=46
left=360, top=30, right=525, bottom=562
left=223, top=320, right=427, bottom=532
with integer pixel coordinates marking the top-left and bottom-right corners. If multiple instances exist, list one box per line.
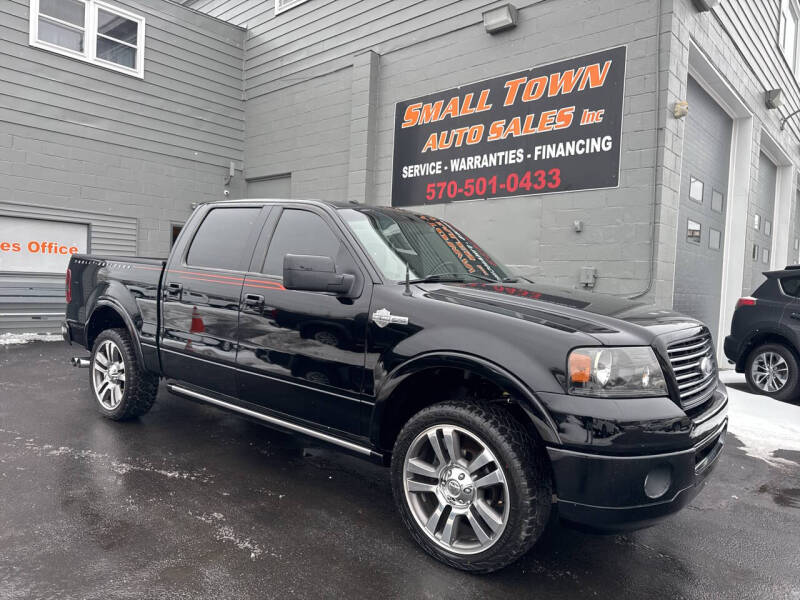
left=65, top=254, right=166, bottom=360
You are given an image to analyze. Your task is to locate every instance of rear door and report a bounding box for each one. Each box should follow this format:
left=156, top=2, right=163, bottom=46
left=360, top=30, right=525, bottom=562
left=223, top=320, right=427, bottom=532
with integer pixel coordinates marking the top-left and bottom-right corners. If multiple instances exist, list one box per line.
left=236, top=205, right=372, bottom=435
left=777, top=275, right=800, bottom=334
left=160, top=206, right=268, bottom=396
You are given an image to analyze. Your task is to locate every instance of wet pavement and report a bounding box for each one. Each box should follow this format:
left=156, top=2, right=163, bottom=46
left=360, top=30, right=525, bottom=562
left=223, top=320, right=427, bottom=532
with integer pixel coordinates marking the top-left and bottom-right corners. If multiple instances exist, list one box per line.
left=1, top=341, right=799, bottom=599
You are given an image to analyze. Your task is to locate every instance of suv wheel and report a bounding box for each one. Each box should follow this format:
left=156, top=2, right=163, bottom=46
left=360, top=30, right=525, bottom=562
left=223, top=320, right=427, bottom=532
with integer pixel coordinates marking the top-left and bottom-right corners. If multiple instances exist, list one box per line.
left=91, top=328, right=158, bottom=420
left=391, top=401, right=551, bottom=573
left=745, top=343, right=800, bottom=401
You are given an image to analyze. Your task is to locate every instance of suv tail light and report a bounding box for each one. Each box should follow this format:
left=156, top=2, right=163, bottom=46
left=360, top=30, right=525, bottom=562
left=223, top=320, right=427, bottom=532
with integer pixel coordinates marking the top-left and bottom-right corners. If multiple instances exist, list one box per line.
left=735, top=296, right=756, bottom=309
left=65, top=268, right=72, bottom=303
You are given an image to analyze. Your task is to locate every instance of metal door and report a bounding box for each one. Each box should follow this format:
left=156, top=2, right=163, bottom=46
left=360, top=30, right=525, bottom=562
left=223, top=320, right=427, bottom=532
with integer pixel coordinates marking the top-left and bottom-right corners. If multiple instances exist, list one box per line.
left=246, top=175, right=291, bottom=199
left=673, top=76, right=732, bottom=343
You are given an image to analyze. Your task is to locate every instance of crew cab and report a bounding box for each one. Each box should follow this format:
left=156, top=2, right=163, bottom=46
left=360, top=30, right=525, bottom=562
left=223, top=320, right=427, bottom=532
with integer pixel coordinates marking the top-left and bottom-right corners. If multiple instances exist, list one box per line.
left=64, top=199, right=728, bottom=572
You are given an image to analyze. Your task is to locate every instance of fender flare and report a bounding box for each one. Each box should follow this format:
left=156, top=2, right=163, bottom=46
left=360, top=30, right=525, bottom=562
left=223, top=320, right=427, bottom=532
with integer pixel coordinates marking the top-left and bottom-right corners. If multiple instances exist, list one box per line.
left=738, top=326, right=799, bottom=369
left=369, top=351, right=562, bottom=448
left=87, top=298, right=146, bottom=366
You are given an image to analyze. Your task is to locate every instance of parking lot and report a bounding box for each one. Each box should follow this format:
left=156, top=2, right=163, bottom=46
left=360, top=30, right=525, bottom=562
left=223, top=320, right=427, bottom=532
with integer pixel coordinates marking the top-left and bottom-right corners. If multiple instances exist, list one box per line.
left=1, top=340, right=799, bottom=600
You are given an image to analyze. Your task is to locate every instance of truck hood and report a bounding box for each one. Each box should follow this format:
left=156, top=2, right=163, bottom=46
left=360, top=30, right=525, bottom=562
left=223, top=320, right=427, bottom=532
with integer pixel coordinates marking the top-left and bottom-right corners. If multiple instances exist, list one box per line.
left=419, top=280, right=703, bottom=344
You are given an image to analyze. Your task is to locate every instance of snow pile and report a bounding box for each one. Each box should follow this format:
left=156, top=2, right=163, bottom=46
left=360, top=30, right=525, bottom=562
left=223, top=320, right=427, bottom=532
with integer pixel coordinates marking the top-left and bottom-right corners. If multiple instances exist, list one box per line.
left=720, top=370, right=800, bottom=467
left=0, top=333, right=62, bottom=346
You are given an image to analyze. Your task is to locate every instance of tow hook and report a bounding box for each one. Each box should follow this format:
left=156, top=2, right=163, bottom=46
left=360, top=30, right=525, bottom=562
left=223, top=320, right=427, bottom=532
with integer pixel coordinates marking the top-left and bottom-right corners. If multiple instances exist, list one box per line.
left=71, top=357, right=91, bottom=368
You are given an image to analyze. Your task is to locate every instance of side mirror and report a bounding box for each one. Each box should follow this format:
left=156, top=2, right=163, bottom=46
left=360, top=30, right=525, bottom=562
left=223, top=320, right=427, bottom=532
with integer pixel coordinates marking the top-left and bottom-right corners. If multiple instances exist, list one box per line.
left=283, top=254, right=355, bottom=296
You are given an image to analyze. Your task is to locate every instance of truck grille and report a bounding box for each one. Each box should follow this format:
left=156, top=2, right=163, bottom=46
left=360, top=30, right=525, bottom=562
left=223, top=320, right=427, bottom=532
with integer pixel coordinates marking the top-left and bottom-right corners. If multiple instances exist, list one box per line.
left=666, top=330, right=717, bottom=411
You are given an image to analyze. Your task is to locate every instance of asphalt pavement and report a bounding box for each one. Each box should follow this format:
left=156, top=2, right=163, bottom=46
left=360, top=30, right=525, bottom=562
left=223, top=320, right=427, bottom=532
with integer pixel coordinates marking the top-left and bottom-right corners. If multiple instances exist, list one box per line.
left=1, top=341, right=799, bottom=599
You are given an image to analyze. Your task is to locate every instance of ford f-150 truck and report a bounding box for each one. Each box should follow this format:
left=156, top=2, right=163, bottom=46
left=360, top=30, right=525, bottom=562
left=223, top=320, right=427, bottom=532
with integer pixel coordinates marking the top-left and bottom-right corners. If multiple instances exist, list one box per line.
left=64, top=199, right=728, bottom=572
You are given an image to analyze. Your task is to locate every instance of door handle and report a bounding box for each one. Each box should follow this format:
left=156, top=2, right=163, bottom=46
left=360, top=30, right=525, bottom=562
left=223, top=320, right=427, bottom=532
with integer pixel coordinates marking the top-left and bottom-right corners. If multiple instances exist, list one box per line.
left=165, top=282, right=183, bottom=297
left=244, top=293, right=265, bottom=307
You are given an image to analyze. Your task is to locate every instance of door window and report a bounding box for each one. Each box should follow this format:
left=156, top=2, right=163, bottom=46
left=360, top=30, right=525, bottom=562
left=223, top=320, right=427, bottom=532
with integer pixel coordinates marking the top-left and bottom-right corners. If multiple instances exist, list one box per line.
left=262, top=209, right=342, bottom=276
left=186, top=208, right=261, bottom=271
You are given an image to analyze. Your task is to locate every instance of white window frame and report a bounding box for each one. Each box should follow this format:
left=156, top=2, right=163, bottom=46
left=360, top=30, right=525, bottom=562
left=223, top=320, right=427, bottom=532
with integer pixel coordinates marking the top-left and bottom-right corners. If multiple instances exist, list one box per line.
left=780, top=0, right=800, bottom=73
left=275, top=0, right=312, bottom=15
left=29, top=0, right=145, bottom=78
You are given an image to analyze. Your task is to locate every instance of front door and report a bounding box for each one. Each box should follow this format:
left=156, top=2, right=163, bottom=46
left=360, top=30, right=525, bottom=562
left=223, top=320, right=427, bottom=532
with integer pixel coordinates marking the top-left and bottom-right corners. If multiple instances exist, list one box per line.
left=160, top=206, right=266, bottom=397
left=236, top=206, right=373, bottom=436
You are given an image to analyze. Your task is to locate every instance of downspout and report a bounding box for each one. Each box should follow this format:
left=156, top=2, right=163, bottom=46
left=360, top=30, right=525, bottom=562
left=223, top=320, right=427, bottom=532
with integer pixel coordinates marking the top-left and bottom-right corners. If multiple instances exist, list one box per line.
left=628, top=0, right=665, bottom=300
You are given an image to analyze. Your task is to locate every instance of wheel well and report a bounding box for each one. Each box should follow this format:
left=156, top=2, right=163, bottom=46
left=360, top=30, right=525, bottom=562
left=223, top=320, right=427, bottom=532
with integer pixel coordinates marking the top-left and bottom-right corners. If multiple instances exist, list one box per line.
left=739, top=332, right=799, bottom=370
left=377, top=367, right=541, bottom=453
left=86, top=306, right=128, bottom=351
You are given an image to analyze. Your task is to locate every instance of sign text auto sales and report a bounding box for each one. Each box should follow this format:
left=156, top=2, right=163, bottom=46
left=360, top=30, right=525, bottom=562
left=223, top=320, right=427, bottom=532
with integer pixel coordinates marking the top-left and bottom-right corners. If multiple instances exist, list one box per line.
left=391, top=46, right=626, bottom=207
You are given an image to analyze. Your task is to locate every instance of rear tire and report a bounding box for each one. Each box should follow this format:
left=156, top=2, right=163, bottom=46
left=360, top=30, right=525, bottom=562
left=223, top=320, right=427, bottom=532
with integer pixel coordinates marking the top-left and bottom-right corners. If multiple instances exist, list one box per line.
left=90, top=328, right=158, bottom=420
left=745, top=343, right=800, bottom=401
left=390, top=401, right=551, bottom=573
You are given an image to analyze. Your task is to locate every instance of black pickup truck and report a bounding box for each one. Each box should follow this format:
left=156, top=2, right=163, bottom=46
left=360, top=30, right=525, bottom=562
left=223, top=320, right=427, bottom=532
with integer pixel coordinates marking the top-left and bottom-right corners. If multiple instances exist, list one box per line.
left=64, top=199, right=728, bottom=572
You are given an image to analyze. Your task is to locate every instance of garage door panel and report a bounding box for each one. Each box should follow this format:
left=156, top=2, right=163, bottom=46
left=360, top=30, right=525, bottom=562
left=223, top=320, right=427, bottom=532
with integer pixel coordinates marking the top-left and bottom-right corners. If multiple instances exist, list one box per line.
left=746, top=153, right=777, bottom=293
left=673, top=76, right=732, bottom=344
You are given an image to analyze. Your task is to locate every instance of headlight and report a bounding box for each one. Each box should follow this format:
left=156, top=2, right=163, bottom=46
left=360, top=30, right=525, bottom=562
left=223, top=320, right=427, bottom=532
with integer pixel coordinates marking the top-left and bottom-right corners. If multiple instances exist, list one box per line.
left=567, top=347, right=667, bottom=398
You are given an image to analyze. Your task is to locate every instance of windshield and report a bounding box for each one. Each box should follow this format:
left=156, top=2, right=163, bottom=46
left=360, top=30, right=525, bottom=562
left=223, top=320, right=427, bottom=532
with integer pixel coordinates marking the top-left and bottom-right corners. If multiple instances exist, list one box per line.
left=339, top=208, right=511, bottom=282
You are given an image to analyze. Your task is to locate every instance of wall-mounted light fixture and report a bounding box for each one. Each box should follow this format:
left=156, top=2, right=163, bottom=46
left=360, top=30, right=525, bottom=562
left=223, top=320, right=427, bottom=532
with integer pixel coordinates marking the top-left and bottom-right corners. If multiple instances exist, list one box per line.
left=692, top=0, right=720, bottom=11
left=766, top=88, right=784, bottom=109
left=673, top=100, right=689, bottom=119
left=483, top=3, right=518, bottom=34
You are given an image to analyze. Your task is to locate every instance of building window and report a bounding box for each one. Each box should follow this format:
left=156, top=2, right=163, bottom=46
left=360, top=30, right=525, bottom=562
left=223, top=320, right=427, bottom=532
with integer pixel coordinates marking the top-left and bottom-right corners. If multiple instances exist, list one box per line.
left=753, top=213, right=761, bottom=231
left=275, top=0, right=312, bottom=15
left=687, top=219, right=701, bottom=244
left=765, top=220, right=772, bottom=236
left=781, top=0, right=800, bottom=71
left=689, top=176, right=704, bottom=203
left=171, top=224, right=183, bottom=247
left=711, top=189, right=724, bottom=213
left=762, top=247, right=770, bottom=264
left=709, top=228, right=721, bottom=251
left=29, top=0, right=145, bottom=78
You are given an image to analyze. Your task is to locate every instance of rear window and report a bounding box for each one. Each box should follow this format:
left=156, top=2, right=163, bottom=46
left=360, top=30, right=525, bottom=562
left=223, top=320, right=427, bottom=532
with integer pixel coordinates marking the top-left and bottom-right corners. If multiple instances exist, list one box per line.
left=186, top=208, right=260, bottom=271
left=780, top=276, right=800, bottom=298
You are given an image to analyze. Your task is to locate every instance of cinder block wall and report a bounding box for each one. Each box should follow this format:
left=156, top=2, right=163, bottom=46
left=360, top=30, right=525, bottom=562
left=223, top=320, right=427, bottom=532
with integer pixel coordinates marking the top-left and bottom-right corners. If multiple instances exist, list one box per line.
left=194, top=0, right=669, bottom=302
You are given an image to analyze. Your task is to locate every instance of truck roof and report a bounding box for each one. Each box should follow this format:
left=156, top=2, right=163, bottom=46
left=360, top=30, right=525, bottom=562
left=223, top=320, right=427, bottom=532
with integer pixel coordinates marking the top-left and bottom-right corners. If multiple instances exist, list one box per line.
left=203, top=198, right=418, bottom=215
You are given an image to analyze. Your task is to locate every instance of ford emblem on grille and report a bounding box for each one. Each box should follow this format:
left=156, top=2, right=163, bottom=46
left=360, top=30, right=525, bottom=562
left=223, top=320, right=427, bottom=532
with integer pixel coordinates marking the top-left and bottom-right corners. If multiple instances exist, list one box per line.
left=700, top=356, right=714, bottom=377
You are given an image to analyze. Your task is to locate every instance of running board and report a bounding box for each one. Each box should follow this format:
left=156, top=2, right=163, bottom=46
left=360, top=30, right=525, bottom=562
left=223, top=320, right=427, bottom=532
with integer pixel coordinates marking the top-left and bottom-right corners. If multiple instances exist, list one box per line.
left=166, top=384, right=381, bottom=460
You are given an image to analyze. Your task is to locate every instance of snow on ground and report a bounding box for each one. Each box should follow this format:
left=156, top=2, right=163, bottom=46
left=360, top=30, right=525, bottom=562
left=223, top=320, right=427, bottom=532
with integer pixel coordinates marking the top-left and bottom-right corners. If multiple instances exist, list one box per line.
left=719, top=369, right=800, bottom=467
left=0, top=333, right=62, bottom=346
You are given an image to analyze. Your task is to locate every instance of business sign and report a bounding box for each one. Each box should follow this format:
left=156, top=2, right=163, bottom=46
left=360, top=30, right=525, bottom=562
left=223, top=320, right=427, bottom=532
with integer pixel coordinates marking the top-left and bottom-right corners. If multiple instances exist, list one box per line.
left=391, top=46, right=626, bottom=207
left=0, top=216, right=88, bottom=274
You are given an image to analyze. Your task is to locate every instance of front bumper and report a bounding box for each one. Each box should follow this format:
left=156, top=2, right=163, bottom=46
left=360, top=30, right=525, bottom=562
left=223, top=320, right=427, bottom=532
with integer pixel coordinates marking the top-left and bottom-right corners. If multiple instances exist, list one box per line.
left=545, top=384, right=728, bottom=531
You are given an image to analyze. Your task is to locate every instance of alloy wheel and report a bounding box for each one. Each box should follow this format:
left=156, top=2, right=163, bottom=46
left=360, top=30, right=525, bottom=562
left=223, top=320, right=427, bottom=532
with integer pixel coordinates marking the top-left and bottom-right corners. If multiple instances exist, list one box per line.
left=92, top=339, right=126, bottom=410
left=750, top=351, right=789, bottom=393
left=402, top=425, right=509, bottom=555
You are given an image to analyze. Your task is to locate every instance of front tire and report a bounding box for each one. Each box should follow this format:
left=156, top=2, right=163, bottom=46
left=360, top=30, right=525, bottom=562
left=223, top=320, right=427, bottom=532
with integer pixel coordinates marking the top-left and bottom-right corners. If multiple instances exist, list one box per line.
left=90, top=328, right=158, bottom=420
left=745, top=343, right=800, bottom=401
left=391, top=401, right=551, bottom=573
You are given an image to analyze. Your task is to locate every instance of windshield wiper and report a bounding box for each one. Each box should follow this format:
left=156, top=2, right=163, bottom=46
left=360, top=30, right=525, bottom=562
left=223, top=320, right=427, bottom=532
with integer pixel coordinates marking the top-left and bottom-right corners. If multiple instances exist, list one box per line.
left=404, top=272, right=498, bottom=284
